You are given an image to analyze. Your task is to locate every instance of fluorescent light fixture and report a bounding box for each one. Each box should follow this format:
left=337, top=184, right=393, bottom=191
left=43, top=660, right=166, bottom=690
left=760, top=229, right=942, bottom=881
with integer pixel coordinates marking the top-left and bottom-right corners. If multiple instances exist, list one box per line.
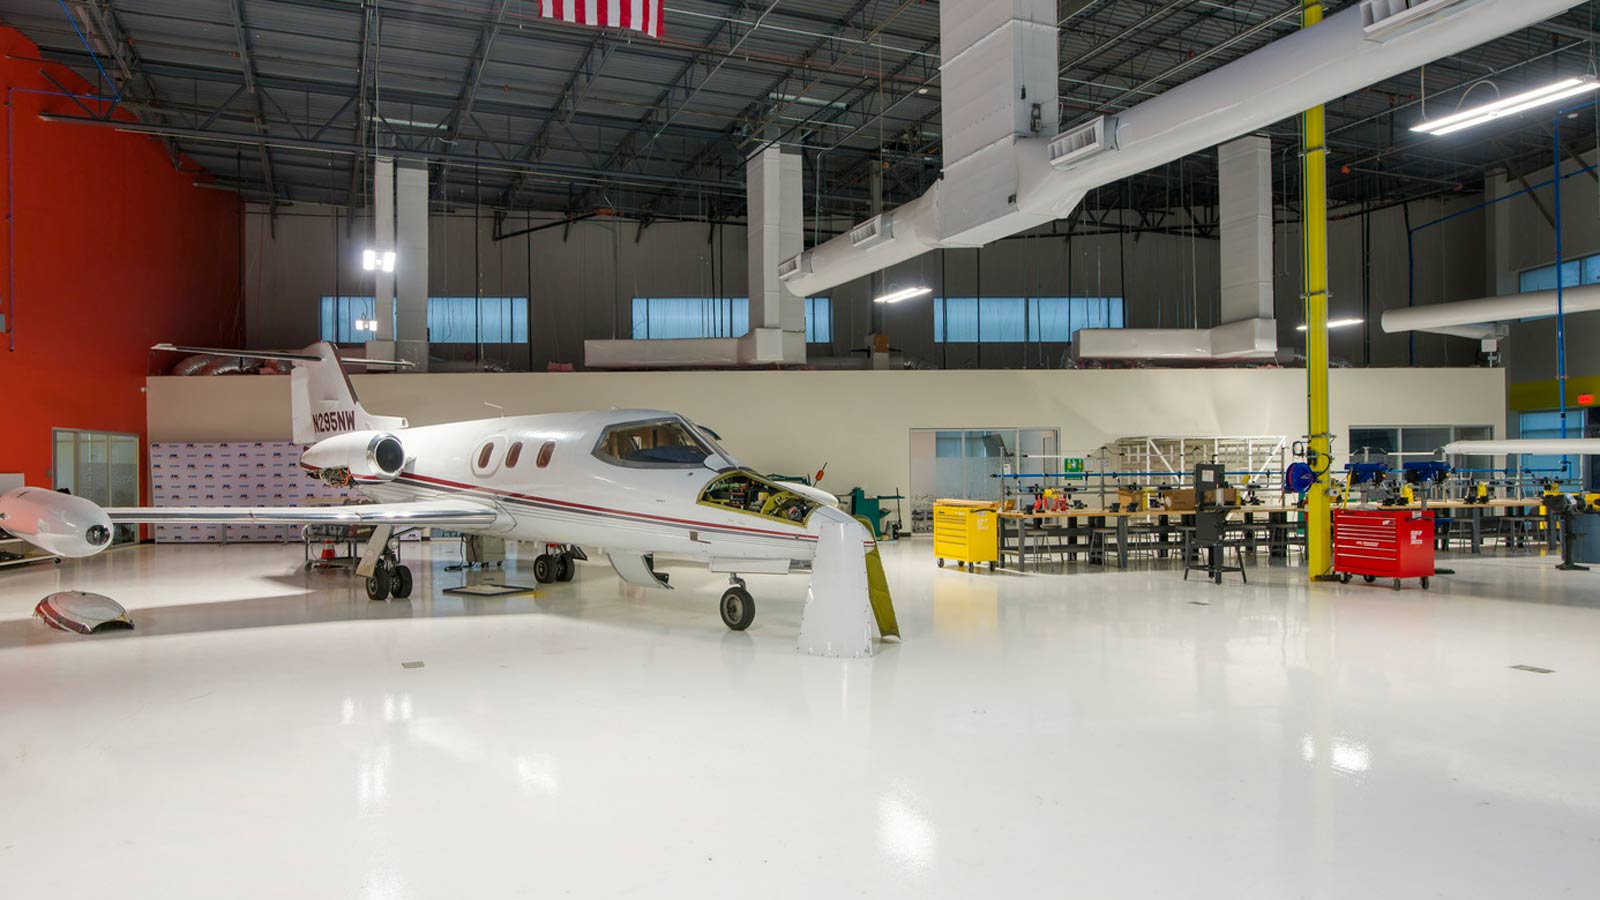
left=1296, top=318, right=1364, bottom=331
left=1412, top=76, right=1600, bottom=136
left=362, top=249, right=397, bottom=273
left=873, top=286, right=931, bottom=304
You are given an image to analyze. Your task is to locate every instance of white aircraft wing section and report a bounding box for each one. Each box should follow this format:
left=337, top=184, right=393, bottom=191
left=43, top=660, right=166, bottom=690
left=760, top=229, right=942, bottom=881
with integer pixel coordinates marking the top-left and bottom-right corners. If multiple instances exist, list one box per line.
left=102, top=498, right=501, bottom=528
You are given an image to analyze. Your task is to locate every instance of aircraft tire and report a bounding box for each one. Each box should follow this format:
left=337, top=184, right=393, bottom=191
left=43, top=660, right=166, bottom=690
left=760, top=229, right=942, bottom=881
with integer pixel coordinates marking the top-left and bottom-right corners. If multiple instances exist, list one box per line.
left=555, top=553, right=575, bottom=582
left=366, top=565, right=391, bottom=602
left=720, top=586, right=755, bottom=631
left=533, top=554, right=555, bottom=584
left=393, top=565, right=414, bottom=599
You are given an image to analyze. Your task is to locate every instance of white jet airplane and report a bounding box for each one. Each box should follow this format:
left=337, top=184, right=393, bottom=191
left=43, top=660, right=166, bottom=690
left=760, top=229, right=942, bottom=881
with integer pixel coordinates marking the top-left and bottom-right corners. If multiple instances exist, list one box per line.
left=0, top=343, right=898, bottom=656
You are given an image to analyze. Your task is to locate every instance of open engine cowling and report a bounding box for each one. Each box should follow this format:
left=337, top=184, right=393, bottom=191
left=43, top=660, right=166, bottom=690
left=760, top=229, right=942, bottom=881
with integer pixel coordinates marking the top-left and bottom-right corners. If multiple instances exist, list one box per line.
left=0, top=487, right=114, bottom=557
left=300, top=431, right=407, bottom=483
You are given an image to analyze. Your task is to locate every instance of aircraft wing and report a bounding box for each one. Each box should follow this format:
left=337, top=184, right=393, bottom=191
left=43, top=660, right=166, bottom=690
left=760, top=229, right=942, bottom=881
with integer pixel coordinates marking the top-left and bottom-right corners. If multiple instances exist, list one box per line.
left=102, top=498, right=501, bottom=528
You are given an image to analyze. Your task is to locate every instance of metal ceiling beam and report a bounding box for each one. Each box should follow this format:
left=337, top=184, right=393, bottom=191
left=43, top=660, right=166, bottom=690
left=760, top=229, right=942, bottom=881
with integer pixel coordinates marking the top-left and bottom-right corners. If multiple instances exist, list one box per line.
left=39, top=111, right=755, bottom=193
left=226, top=0, right=278, bottom=200
left=445, top=0, right=510, bottom=148
left=1058, top=0, right=1195, bottom=74
left=499, top=34, right=618, bottom=208
left=66, top=0, right=184, bottom=167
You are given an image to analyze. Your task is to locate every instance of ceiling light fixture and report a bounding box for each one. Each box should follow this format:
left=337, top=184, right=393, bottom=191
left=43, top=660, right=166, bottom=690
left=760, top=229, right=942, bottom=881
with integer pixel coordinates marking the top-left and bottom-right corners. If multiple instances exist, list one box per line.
left=873, top=286, right=932, bottom=304
left=362, top=249, right=397, bottom=273
left=1296, top=318, right=1364, bottom=331
left=1412, top=75, right=1600, bottom=136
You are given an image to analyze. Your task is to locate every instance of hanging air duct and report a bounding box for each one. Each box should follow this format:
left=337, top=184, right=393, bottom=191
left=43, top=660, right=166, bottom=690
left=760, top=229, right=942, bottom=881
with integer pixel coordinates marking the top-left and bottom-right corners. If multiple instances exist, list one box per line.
left=780, top=0, right=1586, bottom=298
left=1382, top=284, right=1600, bottom=335
left=1048, top=116, right=1118, bottom=170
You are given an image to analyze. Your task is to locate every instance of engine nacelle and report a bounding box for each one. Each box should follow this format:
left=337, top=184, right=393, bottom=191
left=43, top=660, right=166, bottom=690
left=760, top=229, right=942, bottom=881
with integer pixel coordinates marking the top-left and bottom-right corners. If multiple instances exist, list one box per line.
left=300, top=430, right=407, bottom=483
left=0, top=487, right=114, bottom=557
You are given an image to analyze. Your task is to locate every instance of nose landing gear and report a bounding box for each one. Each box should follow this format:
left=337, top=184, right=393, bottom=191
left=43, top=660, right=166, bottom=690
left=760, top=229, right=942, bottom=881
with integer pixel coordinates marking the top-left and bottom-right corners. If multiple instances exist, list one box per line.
left=720, top=576, right=754, bottom=631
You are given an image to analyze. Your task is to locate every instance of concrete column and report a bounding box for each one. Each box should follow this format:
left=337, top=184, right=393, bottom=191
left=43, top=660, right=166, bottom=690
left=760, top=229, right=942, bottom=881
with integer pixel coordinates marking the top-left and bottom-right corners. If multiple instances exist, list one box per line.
left=1485, top=169, right=1517, bottom=297
left=743, top=145, right=805, bottom=364
left=366, top=156, right=396, bottom=362
left=395, top=160, right=430, bottom=372
left=1218, top=136, right=1274, bottom=322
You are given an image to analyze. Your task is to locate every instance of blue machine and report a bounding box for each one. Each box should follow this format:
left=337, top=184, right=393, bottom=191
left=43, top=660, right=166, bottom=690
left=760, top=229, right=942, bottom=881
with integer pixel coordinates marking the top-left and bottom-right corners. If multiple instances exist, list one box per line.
left=1402, top=460, right=1452, bottom=485
left=1344, top=461, right=1389, bottom=485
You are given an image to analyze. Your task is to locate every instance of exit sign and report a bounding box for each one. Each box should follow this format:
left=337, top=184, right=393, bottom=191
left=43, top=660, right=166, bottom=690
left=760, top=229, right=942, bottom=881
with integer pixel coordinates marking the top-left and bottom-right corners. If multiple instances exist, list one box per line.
left=1580, top=393, right=1595, bottom=406
left=1063, top=457, right=1086, bottom=479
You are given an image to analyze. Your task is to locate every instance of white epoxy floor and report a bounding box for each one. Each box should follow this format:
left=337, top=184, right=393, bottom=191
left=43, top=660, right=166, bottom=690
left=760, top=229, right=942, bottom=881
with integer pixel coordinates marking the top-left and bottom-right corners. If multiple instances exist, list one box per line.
left=1, top=538, right=1597, bottom=898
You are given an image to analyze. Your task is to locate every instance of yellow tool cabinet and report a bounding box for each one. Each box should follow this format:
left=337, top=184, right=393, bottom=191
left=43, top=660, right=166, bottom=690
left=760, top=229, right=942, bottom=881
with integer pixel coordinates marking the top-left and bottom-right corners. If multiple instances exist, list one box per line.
left=933, top=501, right=999, bottom=572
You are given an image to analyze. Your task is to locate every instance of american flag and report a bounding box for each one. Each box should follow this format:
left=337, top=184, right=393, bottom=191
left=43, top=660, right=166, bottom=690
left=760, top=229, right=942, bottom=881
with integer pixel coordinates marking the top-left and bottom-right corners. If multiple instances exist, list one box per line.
left=538, top=0, right=664, bottom=39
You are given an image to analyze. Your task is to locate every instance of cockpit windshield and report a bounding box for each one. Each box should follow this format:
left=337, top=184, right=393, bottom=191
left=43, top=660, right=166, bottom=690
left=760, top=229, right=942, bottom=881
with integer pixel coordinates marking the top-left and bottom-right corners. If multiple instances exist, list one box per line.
left=594, top=418, right=717, bottom=468
left=690, top=422, right=739, bottom=468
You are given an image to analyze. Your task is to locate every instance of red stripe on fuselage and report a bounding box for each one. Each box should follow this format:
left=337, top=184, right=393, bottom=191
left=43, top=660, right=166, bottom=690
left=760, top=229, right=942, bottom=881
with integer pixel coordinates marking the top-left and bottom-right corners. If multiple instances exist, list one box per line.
left=370, top=471, right=819, bottom=542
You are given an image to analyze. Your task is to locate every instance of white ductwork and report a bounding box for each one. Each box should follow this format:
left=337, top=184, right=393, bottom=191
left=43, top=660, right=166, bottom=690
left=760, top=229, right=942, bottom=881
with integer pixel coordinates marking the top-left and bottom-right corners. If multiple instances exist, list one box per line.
left=782, top=0, right=1586, bottom=297
left=1076, top=135, right=1279, bottom=361
left=1382, top=284, right=1600, bottom=335
left=1074, top=318, right=1277, bottom=361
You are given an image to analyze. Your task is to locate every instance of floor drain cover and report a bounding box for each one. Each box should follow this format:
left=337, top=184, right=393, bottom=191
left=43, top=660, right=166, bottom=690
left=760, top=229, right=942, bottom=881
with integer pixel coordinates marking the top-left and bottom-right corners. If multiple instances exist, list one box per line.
left=443, top=583, right=535, bottom=597
left=400, top=660, right=425, bottom=669
left=1187, top=601, right=1211, bottom=606
left=1510, top=664, right=1555, bottom=674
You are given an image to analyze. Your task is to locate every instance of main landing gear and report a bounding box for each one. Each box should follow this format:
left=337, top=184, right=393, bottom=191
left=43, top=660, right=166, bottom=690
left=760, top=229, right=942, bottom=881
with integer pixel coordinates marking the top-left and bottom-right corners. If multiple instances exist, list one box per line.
left=366, top=547, right=413, bottom=602
left=720, top=576, right=755, bottom=631
left=533, top=544, right=582, bottom=584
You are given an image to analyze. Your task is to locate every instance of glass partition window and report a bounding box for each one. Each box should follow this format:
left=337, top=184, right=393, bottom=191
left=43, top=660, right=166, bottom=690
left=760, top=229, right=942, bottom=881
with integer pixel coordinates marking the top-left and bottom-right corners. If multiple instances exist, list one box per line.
left=934, top=297, right=1124, bottom=343
left=630, top=297, right=830, bottom=342
left=1517, top=410, right=1591, bottom=488
left=909, top=427, right=1059, bottom=531
left=52, top=429, right=139, bottom=546
left=319, top=296, right=529, bottom=343
left=1348, top=424, right=1494, bottom=478
left=593, top=419, right=716, bottom=468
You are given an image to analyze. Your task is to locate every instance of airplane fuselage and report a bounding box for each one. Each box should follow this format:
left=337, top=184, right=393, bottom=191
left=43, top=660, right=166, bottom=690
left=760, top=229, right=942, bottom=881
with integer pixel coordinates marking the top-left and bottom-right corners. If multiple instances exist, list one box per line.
left=336, top=409, right=825, bottom=567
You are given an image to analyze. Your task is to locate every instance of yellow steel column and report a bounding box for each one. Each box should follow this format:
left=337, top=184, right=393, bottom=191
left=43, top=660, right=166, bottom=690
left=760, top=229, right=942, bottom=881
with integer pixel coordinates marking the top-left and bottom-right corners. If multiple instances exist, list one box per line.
left=1301, top=0, right=1333, bottom=578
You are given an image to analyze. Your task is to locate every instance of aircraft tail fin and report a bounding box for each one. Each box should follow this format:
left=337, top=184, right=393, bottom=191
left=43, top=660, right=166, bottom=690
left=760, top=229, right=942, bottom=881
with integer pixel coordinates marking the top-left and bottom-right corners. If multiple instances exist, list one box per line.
left=153, top=342, right=410, bottom=443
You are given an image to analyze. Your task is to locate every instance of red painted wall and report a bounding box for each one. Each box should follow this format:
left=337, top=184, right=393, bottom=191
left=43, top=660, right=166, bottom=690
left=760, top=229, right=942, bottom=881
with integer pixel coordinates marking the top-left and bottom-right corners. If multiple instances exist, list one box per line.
left=0, top=28, right=241, bottom=498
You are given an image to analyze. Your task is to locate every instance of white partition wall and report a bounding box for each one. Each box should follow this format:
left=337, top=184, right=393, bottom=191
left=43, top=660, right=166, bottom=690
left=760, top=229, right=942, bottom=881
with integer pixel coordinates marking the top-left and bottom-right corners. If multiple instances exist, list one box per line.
left=147, top=367, right=1506, bottom=504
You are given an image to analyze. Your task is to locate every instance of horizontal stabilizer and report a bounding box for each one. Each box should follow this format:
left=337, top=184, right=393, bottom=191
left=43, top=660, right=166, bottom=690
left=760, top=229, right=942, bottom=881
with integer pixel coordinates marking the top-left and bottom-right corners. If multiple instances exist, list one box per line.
left=152, top=343, right=414, bottom=369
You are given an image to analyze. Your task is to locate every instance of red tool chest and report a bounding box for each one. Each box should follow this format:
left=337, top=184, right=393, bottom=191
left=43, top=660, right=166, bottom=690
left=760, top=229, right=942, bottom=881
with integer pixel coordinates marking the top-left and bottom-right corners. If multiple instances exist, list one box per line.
left=1332, top=509, right=1435, bottom=590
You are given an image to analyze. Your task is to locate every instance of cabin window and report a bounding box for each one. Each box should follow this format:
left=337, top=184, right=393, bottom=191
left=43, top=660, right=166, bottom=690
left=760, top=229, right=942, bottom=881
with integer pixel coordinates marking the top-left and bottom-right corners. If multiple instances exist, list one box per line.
left=593, top=418, right=715, bottom=468
left=537, top=441, right=555, bottom=468
left=472, top=435, right=508, bottom=477
left=506, top=441, right=523, bottom=468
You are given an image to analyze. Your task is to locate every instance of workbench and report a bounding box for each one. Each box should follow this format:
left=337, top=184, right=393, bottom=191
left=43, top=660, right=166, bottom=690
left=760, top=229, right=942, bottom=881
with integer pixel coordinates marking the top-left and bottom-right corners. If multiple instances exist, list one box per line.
left=998, top=505, right=1305, bottom=572
left=1398, top=498, right=1552, bottom=555
left=996, top=497, right=1553, bottom=572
